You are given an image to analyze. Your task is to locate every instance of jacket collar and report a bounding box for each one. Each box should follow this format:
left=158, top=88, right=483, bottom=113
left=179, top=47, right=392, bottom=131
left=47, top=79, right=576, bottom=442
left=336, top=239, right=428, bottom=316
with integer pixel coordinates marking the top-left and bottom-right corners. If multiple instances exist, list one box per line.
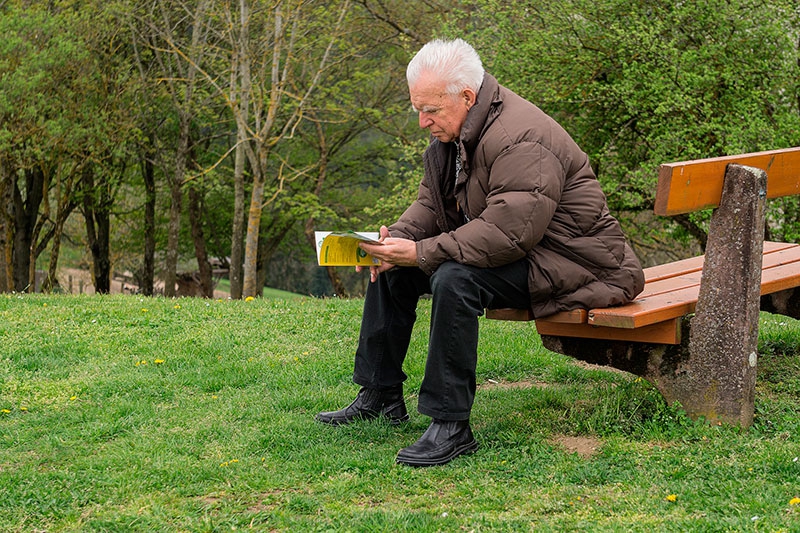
left=459, top=73, right=501, bottom=159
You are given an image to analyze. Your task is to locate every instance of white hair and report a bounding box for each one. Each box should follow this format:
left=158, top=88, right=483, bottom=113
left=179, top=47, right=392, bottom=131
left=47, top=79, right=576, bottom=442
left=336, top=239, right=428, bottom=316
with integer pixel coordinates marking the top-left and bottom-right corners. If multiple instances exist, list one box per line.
left=406, top=38, right=485, bottom=95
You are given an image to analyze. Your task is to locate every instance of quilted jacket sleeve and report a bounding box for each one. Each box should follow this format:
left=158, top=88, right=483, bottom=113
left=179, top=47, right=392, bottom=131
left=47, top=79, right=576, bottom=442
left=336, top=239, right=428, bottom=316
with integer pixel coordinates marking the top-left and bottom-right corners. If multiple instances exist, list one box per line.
left=416, top=140, right=566, bottom=274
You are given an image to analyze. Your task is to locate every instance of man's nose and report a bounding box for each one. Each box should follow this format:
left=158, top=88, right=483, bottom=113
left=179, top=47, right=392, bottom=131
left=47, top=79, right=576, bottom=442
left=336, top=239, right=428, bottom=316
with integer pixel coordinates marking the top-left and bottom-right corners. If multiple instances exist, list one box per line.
left=419, top=113, right=433, bottom=129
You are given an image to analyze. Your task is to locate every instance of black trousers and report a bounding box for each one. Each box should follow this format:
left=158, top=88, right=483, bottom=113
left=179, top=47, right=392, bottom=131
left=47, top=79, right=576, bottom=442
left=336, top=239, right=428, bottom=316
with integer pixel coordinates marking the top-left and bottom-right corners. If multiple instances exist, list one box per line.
left=353, top=260, right=530, bottom=421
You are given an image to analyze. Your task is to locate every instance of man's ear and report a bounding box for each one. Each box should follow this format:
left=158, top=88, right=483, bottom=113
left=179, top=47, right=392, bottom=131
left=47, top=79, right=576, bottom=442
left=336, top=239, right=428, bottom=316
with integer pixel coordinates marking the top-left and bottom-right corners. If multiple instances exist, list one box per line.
left=463, top=88, right=477, bottom=110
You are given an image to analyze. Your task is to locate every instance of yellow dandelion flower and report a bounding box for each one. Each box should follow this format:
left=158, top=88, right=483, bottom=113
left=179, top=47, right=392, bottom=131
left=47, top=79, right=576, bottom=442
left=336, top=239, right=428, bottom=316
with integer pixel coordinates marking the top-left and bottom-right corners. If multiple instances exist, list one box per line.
left=154, top=359, right=165, bottom=364
left=43, top=303, right=47, bottom=307
left=70, top=396, right=77, bottom=401
left=1, top=409, right=10, bottom=414
left=790, top=497, right=800, bottom=506
left=666, top=494, right=677, bottom=502
left=173, top=304, right=181, bottom=309
left=20, top=406, right=28, bottom=411
left=245, top=296, right=254, bottom=302
left=141, top=308, right=148, bottom=313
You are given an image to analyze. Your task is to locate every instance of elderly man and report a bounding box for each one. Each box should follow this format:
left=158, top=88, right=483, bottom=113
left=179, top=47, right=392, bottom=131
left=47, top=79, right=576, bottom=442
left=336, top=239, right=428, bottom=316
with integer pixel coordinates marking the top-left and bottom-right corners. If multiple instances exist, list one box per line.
left=316, top=39, right=644, bottom=467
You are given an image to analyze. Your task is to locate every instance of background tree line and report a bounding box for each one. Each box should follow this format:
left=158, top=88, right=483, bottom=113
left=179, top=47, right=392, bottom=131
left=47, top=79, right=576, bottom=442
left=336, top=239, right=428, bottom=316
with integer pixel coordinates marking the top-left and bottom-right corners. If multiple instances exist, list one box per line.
left=1, top=0, right=798, bottom=298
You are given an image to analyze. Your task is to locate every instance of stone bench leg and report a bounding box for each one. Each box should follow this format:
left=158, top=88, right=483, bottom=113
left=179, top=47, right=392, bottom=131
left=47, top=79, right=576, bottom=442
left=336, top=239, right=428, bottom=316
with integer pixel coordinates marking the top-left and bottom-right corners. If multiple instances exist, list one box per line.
left=682, top=164, right=766, bottom=427
left=543, top=164, right=768, bottom=427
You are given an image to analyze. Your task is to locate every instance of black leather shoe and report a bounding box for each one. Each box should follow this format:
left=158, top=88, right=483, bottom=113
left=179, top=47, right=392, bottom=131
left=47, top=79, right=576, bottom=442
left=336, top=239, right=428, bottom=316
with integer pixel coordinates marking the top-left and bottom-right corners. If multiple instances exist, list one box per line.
left=395, top=419, right=478, bottom=467
left=315, top=386, right=409, bottom=426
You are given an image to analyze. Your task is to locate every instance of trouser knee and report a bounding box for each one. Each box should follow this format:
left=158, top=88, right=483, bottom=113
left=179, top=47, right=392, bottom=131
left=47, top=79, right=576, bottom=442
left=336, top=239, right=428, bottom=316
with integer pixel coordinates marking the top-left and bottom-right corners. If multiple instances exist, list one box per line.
left=430, top=262, right=486, bottom=310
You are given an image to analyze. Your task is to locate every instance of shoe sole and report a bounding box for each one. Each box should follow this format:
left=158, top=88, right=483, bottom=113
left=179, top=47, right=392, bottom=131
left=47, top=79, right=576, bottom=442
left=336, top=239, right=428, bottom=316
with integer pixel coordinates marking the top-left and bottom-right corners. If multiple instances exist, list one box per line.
left=315, top=411, right=409, bottom=426
left=395, top=438, right=479, bottom=467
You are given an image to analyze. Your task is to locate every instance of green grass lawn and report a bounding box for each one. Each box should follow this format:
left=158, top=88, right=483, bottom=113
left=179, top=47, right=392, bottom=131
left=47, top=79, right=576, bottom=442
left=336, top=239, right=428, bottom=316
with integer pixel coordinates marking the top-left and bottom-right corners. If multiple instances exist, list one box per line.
left=1, top=293, right=799, bottom=532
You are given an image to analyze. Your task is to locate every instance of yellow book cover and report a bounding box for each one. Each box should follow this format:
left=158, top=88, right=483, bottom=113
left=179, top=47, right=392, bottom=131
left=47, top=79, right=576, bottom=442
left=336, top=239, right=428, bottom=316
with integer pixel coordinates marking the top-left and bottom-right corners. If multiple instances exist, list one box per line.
left=314, top=231, right=381, bottom=266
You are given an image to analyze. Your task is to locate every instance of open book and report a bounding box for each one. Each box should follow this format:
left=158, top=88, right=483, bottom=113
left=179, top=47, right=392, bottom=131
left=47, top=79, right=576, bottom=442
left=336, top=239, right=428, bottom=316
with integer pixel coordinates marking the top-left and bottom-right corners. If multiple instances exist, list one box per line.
left=314, top=231, right=382, bottom=266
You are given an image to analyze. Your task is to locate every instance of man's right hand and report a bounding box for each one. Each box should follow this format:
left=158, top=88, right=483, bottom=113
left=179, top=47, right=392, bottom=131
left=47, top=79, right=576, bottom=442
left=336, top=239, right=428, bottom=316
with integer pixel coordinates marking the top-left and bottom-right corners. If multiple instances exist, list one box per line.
left=355, top=226, right=402, bottom=283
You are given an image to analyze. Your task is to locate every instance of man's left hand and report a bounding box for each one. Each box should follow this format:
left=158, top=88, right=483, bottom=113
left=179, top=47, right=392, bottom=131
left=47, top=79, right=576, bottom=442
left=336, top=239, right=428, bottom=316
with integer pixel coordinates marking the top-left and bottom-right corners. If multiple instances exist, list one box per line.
left=358, top=225, right=418, bottom=282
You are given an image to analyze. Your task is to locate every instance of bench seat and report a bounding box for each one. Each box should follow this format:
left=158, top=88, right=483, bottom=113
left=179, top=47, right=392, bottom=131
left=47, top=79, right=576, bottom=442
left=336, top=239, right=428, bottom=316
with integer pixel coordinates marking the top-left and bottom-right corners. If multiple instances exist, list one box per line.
left=485, top=148, right=800, bottom=426
left=486, top=241, right=800, bottom=345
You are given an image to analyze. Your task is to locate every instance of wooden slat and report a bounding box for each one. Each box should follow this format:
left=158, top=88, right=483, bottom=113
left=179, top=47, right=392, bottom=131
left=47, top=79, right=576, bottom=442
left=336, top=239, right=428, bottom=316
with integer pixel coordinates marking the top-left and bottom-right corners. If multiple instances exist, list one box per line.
left=535, top=318, right=682, bottom=345
left=761, top=241, right=800, bottom=254
left=539, top=256, right=799, bottom=341
left=638, top=272, right=703, bottom=298
left=485, top=308, right=534, bottom=321
left=486, top=308, right=586, bottom=323
left=643, top=255, right=704, bottom=283
left=590, top=244, right=800, bottom=328
left=485, top=242, right=800, bottom=344
left=535, top=309, right=587, bottom=324
left=589, top=286, right=700, bottom=329
left=654, top=147, right=800, bottom=216
left=760, top=261, right=800, bottom=295
left=642, top=241, right=795, bottom=283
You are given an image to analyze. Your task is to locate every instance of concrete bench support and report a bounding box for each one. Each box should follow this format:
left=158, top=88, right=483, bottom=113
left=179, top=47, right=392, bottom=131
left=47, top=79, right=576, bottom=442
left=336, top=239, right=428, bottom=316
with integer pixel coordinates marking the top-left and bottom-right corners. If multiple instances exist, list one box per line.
left=493, top=148, right=800, bottom=428
left=544, top=164, right=769, bottom=426
left=682, top=164, right=767, bottom=426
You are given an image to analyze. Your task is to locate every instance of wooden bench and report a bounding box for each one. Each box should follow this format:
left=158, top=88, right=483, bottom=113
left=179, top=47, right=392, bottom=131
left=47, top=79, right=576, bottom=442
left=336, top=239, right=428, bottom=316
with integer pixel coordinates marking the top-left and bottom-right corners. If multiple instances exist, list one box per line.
left=487, top=147, right=800, bottom=427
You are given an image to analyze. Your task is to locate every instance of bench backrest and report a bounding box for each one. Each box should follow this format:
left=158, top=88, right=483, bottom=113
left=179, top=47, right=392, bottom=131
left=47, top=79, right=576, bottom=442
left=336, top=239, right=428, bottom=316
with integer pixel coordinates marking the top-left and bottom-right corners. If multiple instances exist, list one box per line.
left=655, top=147, right=800, bottom=216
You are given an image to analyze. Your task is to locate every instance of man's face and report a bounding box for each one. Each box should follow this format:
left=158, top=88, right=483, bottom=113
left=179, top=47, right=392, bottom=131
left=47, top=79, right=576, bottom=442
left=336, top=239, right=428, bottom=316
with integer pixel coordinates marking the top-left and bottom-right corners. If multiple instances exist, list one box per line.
left=409, top=72, right=476, bottom=143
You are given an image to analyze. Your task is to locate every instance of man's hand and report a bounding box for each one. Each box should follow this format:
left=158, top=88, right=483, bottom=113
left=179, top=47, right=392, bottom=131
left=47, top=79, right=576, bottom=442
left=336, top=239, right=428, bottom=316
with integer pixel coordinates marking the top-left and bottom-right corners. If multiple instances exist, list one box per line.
left=355, top=225, right=418, bottom=283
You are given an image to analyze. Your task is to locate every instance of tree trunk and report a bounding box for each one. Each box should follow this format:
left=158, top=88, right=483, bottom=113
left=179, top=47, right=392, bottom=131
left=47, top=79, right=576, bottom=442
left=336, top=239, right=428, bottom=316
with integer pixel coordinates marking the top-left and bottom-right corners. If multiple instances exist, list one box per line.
left=12, top=168, right=45, bottom=292
left=92, top=209, right=112, bottom=294
left=0, top=158, right=13, bottom=292
left=41, top=167, right=79, bottom=293
left=81, top=164, right=112, bottom=294
left=42, top=198, right=77, bottom=294
left=141, top=143, right=156, bottom=296
left=164, top=112, right=191, bottom=297
left=229, top=137, right=246, bottom=299
left=187, top=184, right=213, bottom=298
left=243, top=171, right=265, bottom=298
left=227, top=0, right=250, bottom=301
left=234, top=1, right=347, bottom=297
left=326, top=267, right=349, bottom=298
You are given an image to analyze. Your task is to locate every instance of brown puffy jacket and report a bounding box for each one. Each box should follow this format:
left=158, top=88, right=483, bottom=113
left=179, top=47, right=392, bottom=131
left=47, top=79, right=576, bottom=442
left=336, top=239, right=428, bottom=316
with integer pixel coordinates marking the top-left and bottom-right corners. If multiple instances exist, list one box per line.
left=390, top=74, right=644, bottom=317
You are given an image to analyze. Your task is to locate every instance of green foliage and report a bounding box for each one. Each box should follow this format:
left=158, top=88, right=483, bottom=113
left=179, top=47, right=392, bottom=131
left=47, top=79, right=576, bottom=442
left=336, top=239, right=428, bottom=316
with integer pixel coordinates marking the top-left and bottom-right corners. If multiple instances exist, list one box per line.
left=3, top=0, right=800, bottom=295
left=363, top=138, right=429, bottom=227
left=1, top=295, right=800, bottom=531
left=0, top=6, right=89, bottom=158
left=461, top=0, right=800, bottom=243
